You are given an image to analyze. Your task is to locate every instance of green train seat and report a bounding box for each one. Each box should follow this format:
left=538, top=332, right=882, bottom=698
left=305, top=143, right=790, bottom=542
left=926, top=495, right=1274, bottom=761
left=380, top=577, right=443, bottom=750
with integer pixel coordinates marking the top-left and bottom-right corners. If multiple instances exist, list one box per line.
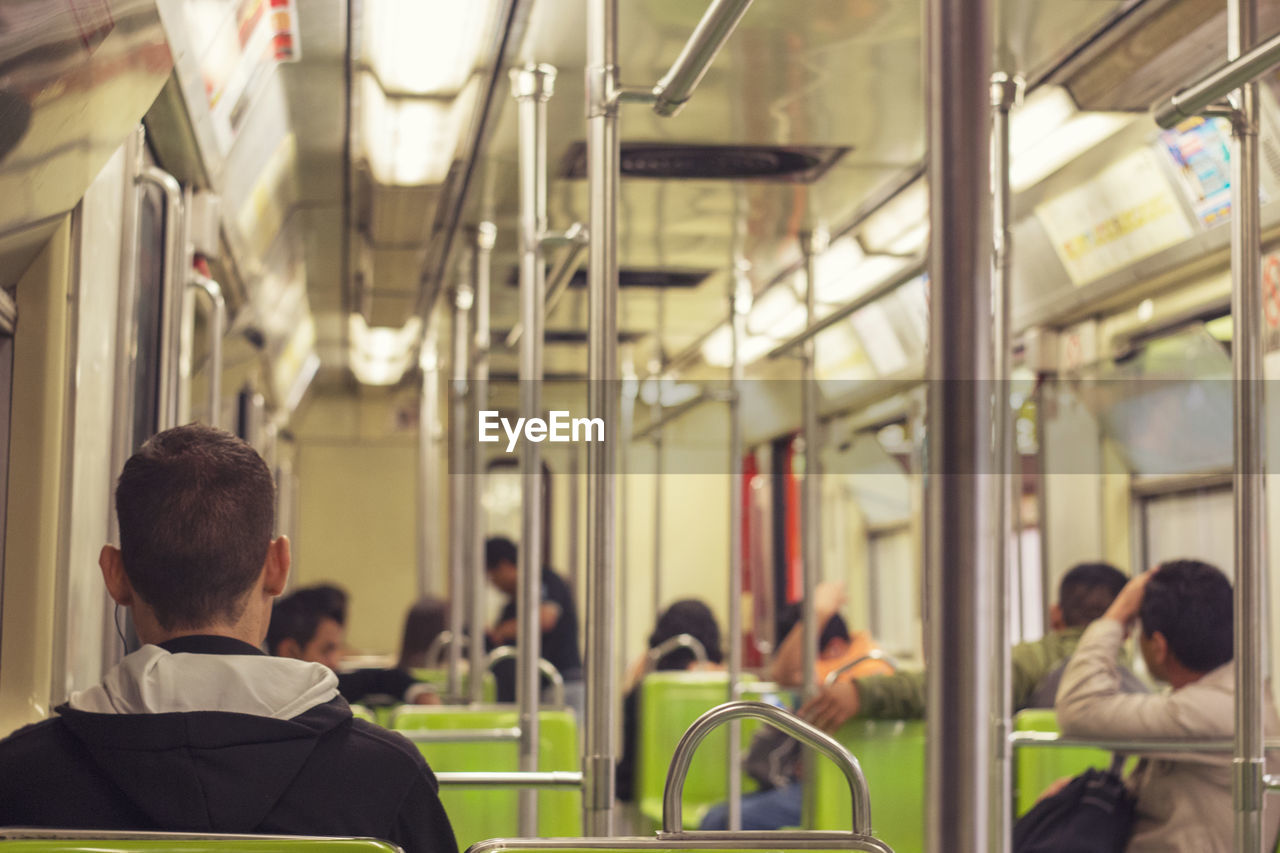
left=1013, top=708, right=1114, bottom=816
left=635, top=673, right=785, bottom=831
left=812, top=719, right=924, bottom=853
left=0, top=830, right=402, bottom=853
left=392, top=706, right=581, bottom=848
left=408, top=668, right=497, bottom=703
left=348, top=704, right=376, bottom=724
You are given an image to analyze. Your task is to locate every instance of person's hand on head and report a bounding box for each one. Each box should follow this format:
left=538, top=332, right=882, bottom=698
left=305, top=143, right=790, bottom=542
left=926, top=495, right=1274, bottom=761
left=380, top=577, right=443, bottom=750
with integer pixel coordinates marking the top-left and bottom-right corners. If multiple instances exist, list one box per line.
left=814, top=581, right=847, bottom=620
left=799, top=680, right=860, bottom=732
left=1103, top=568, right=1157, bottom=631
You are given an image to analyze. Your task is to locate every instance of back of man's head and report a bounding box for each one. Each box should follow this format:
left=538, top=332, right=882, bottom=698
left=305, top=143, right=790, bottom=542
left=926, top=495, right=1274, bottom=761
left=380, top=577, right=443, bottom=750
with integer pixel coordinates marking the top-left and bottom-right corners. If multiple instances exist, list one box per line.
left=116, top=424, right=274, bottom=630
left=485, top=536, right=518, bottom=570
left=777, top=602, right=851, bottom=654
left=1058, top=562, right=1128, bottom=627
left=649, top=599, right=724, bottom=669
left=1140, top=559, right=1233, bottom=673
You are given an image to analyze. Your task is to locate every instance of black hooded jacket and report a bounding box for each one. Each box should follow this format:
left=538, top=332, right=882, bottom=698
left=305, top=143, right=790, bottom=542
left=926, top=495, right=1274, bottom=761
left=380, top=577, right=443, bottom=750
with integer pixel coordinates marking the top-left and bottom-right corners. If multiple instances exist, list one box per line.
left=0, top=636, right=457, bottom=853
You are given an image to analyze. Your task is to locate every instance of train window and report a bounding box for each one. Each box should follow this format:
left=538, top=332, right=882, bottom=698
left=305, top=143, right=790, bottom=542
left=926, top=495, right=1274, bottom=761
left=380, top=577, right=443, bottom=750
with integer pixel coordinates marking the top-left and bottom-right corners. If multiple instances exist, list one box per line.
left=1140, top=487, right=1234, bottom=579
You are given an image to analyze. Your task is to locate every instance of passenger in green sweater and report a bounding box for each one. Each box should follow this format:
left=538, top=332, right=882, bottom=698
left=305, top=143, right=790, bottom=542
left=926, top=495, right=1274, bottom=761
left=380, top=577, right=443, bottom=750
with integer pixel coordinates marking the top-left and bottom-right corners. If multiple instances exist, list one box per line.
left=801, top=562, right=1134, bottom=729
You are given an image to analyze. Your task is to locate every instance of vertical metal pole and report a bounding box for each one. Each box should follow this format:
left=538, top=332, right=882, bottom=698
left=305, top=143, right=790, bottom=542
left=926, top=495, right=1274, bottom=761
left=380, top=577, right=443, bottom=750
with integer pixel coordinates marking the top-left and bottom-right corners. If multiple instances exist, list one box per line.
left=586, top=0, right=620, bottom=833
left=726, top=263, right=748, bottom=831
left=448, top=277, right=473, bottom=699
left=569, top=447, right=582, bottom=596
left=652, top=293, right=666, bottom=619
left=1229, top=0, right=1267, bottom=845
left=419, top=315, right=443, bottom=600
left=926, top=0, right=994, bottom=845
left=799, top=232, right=822, bottom=705
left=989, top=71, right=1019, bottom=853
left=799, top=231, right=823, bottom=830
left=512, top=63, right=555, bottom=835
left=470, top=222, right=496, bottom=705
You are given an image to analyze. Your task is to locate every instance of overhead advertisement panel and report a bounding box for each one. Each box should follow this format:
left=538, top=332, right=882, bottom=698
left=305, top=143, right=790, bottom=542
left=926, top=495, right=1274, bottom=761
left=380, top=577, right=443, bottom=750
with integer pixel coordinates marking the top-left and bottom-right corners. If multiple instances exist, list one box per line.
left=1034, top=147, right=1194, bottom=286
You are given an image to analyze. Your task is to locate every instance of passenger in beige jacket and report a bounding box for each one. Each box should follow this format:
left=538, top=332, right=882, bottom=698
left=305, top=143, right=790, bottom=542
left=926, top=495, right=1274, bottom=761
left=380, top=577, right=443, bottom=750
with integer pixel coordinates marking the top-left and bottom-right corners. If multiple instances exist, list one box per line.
left=1056, top=559, right=1280, bottom=853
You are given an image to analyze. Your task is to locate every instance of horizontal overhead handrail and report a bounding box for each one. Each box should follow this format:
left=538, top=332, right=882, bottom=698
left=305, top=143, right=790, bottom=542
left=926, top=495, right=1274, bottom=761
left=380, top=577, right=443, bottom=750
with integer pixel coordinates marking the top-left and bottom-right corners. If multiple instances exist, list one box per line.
left=397, top=727, right=522, bottom=744
left=486, top=646, right=566, bottom=707
left=1154, top=28, right=1280, bottom=128
left=505, top=223, right=589, bottom=348
left=823, top=650, right=900, bottom=686
left=435, top=771, right=583, bottom=789
left=1010, top=731, right=1280, bottom=753
left=663, top=701, right=873, bottom=836
left=649, top=0, right=756, bottom=117
left=767, top=258, right=927, bottom=359
left=645, top=633, right=710, bottom=671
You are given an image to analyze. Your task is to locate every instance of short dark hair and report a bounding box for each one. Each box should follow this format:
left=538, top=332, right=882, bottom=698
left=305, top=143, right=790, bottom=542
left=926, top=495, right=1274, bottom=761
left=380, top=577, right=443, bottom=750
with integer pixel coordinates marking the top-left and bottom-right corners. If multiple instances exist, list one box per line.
left=777, top=602, right=851, bottom=652
left=649, top=599, right=724, bottom=669
left=266, top=588, right=341, bottom=654
left=1058, top=562, right=1128, bottom=627
left=485, top=536, right=518, bottom=571
left=115, top=424, right=274, bottom=630
left=1140, top=559, right=1233, bottom=673
left=306, top=583, right=349, bottom=626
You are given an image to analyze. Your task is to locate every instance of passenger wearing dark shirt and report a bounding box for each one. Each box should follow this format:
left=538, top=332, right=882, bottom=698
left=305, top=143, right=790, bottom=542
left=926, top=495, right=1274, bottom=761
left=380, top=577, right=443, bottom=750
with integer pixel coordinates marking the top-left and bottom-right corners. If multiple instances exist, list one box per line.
left=484, top=536, right=583, bottom=716
left=0, top=425, right=457, bottom=853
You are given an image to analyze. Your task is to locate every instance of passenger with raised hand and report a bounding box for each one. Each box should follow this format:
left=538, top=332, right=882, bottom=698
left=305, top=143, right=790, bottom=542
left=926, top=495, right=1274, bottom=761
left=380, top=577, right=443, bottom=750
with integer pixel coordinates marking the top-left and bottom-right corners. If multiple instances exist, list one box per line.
left=768, top=581, right=893, bottom=688
left=0, top=425, right=457, bottom=853
left=1055, top=560, right=1280, bottom=852
left=801, top=561, right=1136, bottom=730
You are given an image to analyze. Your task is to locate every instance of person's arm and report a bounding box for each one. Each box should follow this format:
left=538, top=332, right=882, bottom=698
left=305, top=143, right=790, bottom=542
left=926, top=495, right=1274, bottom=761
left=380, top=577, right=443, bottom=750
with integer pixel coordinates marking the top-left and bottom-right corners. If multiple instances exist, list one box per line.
left=488, top=618, right=518, bottom=644
left=389, top=770, right=459, bottom=853
left=769, top=582, right=846, bottom=686
left=539, top=601, right=562, bottom=633
left=1055, top=571, right=1190, bottom=739
left=799, top=669, right=927, bottom=731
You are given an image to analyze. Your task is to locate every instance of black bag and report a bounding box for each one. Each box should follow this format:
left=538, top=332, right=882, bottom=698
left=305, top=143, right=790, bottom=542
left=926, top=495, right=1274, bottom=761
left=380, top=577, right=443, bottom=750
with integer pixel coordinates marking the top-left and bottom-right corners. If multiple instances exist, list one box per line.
left=742, top=725, right=802, bottom=791
left=1012, top=758, right=1136, bottom=853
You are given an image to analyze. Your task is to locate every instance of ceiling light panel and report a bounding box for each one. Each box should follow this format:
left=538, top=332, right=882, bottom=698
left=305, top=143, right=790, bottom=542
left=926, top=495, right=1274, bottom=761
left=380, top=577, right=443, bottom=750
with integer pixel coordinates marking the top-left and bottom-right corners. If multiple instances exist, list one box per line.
left=362, top=0, right=497, bottom=95
left=358, top=73, right=475, bottom=186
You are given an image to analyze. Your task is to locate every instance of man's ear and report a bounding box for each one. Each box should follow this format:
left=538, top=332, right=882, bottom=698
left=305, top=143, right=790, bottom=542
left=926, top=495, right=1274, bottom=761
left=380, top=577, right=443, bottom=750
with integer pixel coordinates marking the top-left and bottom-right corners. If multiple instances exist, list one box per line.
left=277, top=636, right=302, bottom=660
left=1148, top=630, right=1170, bottom=668
left=99, top=545, right=133, bottom=606
left=1048, top=603, right=1066, bottom=632
left=262, top=536, right=291, bottom=596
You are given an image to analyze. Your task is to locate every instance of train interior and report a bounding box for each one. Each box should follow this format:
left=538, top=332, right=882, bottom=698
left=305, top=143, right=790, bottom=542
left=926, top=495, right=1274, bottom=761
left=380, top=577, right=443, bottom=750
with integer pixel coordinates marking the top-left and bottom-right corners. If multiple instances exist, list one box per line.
left=3, top=0, right=1280, bottom=850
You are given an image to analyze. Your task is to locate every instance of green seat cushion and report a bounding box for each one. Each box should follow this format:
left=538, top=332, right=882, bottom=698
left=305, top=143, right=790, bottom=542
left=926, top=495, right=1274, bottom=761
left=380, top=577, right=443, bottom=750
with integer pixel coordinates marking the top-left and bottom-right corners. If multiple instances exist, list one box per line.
left=812, top=718, right=925, bottom=853
left=407, top=669, right=497, bottom=703
left=393, top=707, right=581, bottom=847
left=1013, top=708, right=1114, bottom=817
left=636, top=673, right=783, bottom=831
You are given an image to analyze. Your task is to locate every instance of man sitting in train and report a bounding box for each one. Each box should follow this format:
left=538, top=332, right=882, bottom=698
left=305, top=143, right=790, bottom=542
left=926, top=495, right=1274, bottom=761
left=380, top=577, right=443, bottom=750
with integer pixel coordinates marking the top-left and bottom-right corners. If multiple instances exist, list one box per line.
left=268, top=586, right=438, bottom=706
left=0, top=424, right=457, bottom=853
left=801, top=561, right=1135, bottom=729
left=768, top=582, right=894, bottom=688
left=484, top=536, right=584, bottom=717
left=1056, top=560, right=1280, bottom=852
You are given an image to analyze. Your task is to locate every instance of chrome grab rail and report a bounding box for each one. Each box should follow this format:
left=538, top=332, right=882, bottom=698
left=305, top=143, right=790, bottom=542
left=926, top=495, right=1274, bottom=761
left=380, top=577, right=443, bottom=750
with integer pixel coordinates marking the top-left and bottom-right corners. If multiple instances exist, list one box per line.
left=662, top=701, right=874, bottom=837
left=469, top=835, right=892, bottom=853
left=435, top=771, right=583, bottom=789
left=426, top=628, right=469, bottom=668
left=649, top=0, right=756, bottom=117
left=136, top=165, right=187, bottom=432
left=645, top=633, right=710, bottom=671
left=186, top=272, right=225, bottom=429
left=823, top=651, right=900, bottom=687
left=1153, top=28, right=1280, bottom=127
left=486, top=645, right=567, bottom=707
left=397, top=726, right=521, bottom=744
left=1009, top=731, right=1280, bottom=754
left=505, top=222, right=588, bottom=348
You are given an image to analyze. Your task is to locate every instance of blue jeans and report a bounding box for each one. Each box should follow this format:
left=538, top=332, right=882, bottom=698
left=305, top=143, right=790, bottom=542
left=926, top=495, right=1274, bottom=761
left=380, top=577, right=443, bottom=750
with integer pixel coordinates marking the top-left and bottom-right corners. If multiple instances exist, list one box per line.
left=698, top=782, right=802, bottom=831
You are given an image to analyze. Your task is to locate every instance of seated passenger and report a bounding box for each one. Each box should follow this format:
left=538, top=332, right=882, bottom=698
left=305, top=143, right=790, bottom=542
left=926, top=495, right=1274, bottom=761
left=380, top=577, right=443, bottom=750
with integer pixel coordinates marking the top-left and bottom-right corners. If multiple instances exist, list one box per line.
left=398, top=596, right=450, bottom=670
left=268, top=586, right=434, bottom=706
left=802, top=561, right=1134, bottom=729
left=1055, top=560, right=1280, bottom=852
left=0, top=425, right=457, bottom=853
left=699, top=585, right=889, bottom=831
left=616, top=599, right=725, bottom=804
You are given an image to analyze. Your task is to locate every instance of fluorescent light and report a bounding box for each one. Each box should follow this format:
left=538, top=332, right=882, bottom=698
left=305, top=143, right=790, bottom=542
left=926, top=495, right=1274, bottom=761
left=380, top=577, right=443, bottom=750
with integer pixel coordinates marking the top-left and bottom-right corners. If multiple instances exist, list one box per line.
left=362, top=0, right=496, bottom=95
left=639, top=379, right=701, bottom=407
left=746, top=283, right=806, bottom=338
left=700, top=324, right=775, bottom=368
left=1009, top=86, right=1131, bottom=192
left=359, top=73, right=475, bottom=185
left=860, top=181, right=928, bottom=253
left=814, top=237, right=914, bottom=304
left=349, top=314, right=422, bottom=385
left=850, top=302, right=909, bottom=376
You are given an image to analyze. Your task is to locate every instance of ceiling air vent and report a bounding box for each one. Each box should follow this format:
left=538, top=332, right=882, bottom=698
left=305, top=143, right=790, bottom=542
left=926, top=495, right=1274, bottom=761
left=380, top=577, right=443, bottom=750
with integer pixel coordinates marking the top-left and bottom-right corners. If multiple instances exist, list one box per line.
left=505, top=267, right=712, bottom=289
left=558, top=142, right=849, bottom=183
